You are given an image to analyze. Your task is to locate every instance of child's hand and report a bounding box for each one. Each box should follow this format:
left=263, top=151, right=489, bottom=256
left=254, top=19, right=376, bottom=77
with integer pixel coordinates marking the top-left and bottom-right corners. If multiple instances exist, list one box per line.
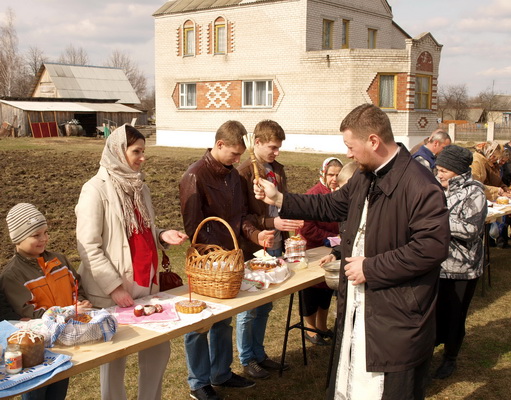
left=77, top=300, right=92, bottom=309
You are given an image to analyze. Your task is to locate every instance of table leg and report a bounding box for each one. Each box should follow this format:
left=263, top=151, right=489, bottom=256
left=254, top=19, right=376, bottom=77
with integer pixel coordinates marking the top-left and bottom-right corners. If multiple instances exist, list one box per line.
left=279, top=292, right=295, bottom=377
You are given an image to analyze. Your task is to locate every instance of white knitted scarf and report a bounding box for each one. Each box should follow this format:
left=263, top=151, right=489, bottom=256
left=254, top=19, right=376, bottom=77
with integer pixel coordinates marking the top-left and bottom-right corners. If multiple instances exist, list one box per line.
left=99, top=124, right=151, bottom=238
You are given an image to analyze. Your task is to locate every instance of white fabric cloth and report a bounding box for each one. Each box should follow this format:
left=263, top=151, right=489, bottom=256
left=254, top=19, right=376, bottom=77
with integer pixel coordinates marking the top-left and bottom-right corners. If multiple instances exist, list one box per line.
left=99, top=124, right=151, bottom=237
left=335, top=199, right=384, bottom=400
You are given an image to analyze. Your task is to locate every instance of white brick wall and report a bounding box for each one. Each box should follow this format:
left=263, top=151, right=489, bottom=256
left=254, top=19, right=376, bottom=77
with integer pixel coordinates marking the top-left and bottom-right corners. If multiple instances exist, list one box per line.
left=154, top=0, right=442, bottom=152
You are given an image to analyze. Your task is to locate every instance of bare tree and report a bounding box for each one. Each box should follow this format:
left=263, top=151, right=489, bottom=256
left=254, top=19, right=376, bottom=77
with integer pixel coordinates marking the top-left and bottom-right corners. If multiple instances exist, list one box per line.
left=26, top=45, right=47, bottom=76
left=104, top=49, right=147, bottom=99
left=438, top=84, right=469, bottom=121
left=58, top=44, right=89, bottom=65
left=477, top=85, right=506, bottom=123
left=0, top=8, right=24, bottom=96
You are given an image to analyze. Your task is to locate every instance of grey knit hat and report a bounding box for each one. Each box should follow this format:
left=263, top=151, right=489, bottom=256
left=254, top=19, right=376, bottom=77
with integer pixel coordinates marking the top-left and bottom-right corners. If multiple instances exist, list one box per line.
left=6, top=203, right=47, bottom=244
left=436, top=145, right=473, bottom=176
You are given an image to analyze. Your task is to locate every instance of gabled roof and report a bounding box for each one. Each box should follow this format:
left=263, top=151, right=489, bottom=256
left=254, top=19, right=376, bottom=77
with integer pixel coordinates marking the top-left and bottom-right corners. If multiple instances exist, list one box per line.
left=153, top=0, right=285, bottom=15
left=29, top=63, right=140, bottom=105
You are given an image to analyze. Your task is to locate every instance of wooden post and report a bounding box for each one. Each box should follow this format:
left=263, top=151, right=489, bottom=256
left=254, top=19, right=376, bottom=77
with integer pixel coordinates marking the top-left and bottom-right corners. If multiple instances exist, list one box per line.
left=40, top=111, right=45, bottom=123
left=27, top=113, right=35, bottom=137
left=448, top=123, right=456, bottom=143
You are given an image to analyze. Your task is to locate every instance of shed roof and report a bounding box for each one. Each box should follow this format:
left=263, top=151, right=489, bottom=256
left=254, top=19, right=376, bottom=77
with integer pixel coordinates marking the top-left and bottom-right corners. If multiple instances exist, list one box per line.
left=0, top=100, right=141, bottom=113
left=29, top=63, right=140, bottom=105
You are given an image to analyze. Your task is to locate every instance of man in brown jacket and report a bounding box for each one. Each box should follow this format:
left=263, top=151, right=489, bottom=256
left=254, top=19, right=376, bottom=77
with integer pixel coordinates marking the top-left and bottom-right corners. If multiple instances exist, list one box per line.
left=254, top=104, right=450, bottom=400
left=179, top=120, right=274, bottom=400
left=237, top=120, right=303, bottom=379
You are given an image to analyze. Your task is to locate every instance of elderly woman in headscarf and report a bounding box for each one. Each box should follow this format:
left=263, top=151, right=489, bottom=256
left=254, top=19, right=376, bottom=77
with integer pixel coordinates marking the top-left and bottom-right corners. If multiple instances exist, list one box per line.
left=298, top=157, right=343, bottom=345
left=471, top=141, right=511, bottom=201
left=75, top=124, right=188, bottom=400
left=434, top=145, right=487, bottom=379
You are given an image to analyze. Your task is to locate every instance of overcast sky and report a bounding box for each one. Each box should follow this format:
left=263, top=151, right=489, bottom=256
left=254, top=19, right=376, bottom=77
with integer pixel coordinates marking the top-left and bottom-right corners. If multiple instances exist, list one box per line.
left=1, top=0, right=510, bottom=96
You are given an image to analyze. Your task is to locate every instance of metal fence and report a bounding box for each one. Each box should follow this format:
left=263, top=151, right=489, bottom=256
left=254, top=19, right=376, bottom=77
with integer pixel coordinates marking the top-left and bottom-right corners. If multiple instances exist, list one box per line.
left=438, top=123, right=511, bottom=143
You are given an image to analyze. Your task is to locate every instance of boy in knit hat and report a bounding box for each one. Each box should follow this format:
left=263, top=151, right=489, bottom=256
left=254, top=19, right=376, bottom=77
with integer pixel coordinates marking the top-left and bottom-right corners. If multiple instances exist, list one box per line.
left=1, top=203, right=91, bottom=318
left=1, top=203, right=91, bottom=399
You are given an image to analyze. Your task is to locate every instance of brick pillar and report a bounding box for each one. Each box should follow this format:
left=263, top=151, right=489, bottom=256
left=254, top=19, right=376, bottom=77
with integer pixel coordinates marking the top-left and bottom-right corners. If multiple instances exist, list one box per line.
left=487, top=121, right=495, bottom=141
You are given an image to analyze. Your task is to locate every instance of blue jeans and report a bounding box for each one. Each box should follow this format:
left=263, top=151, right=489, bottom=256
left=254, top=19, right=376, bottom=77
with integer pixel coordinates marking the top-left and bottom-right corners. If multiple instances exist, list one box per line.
left=236, top=302, right=273, bottom=365
left=185, top=317, right=233, bottom=390
left=21, top=379, right=69, bottom=400
left=236, top=247, right=280, bottom=366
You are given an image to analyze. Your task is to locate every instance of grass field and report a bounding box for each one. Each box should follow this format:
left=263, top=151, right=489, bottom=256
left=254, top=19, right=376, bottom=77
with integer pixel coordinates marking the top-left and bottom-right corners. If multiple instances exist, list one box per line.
left=1, top=137, right=510, bottom=399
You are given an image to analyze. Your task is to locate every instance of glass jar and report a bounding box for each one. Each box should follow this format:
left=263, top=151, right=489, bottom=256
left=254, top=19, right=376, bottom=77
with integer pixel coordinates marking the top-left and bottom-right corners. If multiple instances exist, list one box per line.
left=5, top=343, right=22, bottom=374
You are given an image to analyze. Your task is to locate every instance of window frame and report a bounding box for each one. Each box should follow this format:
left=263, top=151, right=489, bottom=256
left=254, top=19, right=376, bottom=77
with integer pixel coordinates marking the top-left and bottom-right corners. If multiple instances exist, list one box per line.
left=415, top=75, right=432, bottom=110
left=322, top=19, right=334, bottom=50
left=368, top=28, right=377, bottom=49
left=183, top=23, right=195, bottom=56
left=179, top=83, right=197, bottom=109
left=242, top=80, right=273, bottom=108
left=341, top=19, right=350, bottom=49
left=215, top=23, right=226, bottom=54
left=378, top=74, right=397, bottom=110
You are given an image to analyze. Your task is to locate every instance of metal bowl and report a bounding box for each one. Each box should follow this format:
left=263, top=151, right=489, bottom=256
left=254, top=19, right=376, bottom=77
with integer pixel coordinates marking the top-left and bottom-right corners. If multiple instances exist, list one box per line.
left=322, top=260, right=341, bottom=290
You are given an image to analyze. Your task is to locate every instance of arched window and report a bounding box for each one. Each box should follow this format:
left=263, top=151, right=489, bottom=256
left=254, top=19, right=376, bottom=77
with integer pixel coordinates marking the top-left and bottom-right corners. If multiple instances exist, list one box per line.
left=183, top=20, right=195, bottom=56
left=214, top=17, right=226, bottom=54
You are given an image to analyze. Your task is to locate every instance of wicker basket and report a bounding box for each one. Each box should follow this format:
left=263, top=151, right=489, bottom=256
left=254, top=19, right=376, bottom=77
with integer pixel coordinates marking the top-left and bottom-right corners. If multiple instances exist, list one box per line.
left=185, top=217, right=245, bottom=299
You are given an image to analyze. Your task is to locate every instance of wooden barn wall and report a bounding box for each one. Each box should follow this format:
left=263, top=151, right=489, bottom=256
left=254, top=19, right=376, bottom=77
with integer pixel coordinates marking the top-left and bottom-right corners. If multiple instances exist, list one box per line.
left=0, top=105, right=146, bottom=137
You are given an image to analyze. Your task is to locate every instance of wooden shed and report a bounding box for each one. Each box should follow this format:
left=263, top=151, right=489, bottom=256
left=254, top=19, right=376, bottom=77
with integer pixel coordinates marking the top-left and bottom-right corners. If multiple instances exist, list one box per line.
left=0, top=98, right=143, bottom=137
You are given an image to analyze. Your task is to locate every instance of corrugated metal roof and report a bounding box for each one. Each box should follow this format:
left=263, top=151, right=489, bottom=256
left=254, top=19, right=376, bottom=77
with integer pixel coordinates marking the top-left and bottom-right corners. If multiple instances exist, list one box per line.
left=34, top=63, right=140, bottom=105
left=153, top=0, right=281, bottom=15
left=0, top=100, right=141, bottom=113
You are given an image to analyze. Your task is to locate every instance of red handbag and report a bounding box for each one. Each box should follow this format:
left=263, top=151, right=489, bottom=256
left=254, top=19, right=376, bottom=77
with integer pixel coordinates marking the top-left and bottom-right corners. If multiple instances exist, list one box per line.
left=159, top=250, right=183, bottom=291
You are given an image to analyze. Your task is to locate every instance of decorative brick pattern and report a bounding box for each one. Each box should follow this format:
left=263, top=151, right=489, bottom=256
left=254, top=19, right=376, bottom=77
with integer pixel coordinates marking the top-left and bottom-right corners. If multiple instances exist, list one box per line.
left=205, top=82, right=232, bottom=108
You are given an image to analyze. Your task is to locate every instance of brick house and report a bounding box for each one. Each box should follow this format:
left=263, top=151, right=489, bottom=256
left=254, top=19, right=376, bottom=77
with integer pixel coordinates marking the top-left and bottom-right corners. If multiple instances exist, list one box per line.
left=153, top=0, right=442, bottom=152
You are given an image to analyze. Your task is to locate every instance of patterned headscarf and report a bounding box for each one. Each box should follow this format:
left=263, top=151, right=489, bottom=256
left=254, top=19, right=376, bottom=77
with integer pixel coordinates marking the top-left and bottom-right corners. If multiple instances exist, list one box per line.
left=99, top=124, right=151, bottom=237
left=319, top=157, right=343, bottom=190
left=475, top=141, right=501, bottom=160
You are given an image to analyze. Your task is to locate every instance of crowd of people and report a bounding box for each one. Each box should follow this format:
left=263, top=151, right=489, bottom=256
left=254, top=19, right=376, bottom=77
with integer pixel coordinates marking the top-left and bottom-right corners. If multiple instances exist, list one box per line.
left=1, top=104, right=508, bottom=400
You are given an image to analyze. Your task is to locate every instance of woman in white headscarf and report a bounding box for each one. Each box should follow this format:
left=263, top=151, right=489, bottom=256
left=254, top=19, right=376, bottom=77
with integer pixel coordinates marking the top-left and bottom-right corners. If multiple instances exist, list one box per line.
left=75, top=124, right=188, bottom=400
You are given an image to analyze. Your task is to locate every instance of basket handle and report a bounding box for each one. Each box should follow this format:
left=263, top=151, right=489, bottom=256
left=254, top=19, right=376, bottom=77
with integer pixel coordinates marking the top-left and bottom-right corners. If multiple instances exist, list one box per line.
left=191, top=216, right=239, bottom=250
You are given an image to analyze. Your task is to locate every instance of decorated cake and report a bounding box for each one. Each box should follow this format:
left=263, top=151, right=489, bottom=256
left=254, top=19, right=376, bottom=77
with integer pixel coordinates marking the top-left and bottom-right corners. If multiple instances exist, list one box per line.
left=496, top=196, right=509, bottom=205
left=249, top=256, right=280, bottom=271
left=7, top=330, right=45, bottom=368
left=175, top=300, right=207, bottom=314
left=284, top=235, right=307, bottom=262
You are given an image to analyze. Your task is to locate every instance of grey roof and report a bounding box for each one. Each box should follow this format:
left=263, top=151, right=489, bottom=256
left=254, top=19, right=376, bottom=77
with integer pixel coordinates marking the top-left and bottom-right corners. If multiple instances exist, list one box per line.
left=1, top=100, right=141, bottom=113
left=31, top=63, right=140, bottom=105
left=153, top=0, right=284, bottom=15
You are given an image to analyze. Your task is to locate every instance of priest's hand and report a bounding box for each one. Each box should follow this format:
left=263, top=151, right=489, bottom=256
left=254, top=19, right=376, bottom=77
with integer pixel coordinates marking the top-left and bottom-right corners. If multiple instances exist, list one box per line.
left=344, top=256, right=366, bottom=285
left=254, top=178, right=284, bottom=207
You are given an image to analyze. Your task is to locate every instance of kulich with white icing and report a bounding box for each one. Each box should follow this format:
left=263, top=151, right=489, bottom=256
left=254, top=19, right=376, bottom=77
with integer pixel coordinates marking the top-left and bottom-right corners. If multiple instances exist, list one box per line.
left=7, top=330, right=45, bottom=368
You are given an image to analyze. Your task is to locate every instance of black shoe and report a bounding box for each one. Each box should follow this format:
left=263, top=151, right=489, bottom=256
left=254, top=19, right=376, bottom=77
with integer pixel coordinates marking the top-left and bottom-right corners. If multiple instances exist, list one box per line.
left=244, top=359, right=270, bottom=379
left=304, top=333, right=328, bottom=346
left=212, top=372, right=256, bottom=389
left=190, top=385, right=221, bottom=400
left=318, top=329, right=334, bottom=339
left=258, top=355, right=290, bottom=371
left=433, top=359, right=457, bottom=379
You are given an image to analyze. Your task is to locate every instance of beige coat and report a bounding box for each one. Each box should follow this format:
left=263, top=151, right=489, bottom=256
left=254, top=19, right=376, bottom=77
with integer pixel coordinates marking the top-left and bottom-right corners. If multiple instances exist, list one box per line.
left=75, top=167, right=164, bottom=308
left=470, top=151, right=501, bottom=201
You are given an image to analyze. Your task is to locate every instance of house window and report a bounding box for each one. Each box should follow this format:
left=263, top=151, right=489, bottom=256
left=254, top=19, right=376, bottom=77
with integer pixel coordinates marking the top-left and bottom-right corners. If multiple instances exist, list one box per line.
left=179, top=83, right=196, bottom=108
left=368, top=28, right=377, bottom=49
left=322, top=19, right=334, bottom=50
left=342, top=19, right=350, bottom=48
left=215, top=18, right=226, bottom=54
left=379, top=74, right=396, bottom=109
left=183, top=21, right=195, bottom=56
left=243, top=81, right=273, bottom=107
left=415, top=75, right=431, bottom=109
